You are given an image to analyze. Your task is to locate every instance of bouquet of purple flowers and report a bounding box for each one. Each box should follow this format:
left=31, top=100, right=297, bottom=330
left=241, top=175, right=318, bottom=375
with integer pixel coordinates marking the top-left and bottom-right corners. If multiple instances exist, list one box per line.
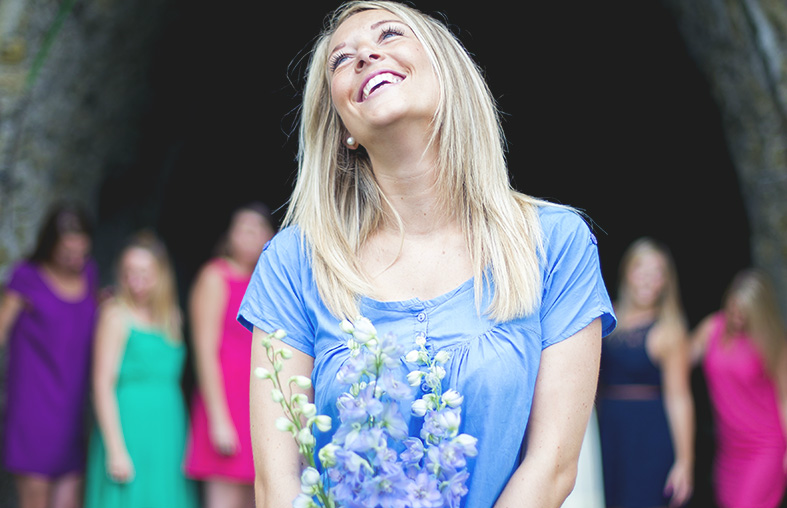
left=255, top=316, right=477, bottom=508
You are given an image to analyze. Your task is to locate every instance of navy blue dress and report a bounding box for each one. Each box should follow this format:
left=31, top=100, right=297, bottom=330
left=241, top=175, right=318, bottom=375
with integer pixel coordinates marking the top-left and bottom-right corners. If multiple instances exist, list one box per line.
left=597, top=323, right=674, bottom=508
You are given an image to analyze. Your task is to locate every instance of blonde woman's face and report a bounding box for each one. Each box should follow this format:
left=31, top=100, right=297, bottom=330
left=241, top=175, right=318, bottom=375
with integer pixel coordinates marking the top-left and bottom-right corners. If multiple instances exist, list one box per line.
left=121, top=247, right=159, bottom=303
left=626, top=250, right=667, bottom=309
left=327, top=9, right=439, bottom=143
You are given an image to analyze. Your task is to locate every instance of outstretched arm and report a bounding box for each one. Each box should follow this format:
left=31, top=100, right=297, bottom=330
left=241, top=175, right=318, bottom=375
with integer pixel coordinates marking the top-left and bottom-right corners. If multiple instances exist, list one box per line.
left=249, top=326, right=315, bottom=507
left=495, top=318, right=602, bottom=508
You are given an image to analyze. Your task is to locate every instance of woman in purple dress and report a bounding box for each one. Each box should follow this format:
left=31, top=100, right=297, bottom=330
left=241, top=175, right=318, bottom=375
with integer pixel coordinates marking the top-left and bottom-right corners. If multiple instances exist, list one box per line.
left=0, top=204, right=99, bottom=508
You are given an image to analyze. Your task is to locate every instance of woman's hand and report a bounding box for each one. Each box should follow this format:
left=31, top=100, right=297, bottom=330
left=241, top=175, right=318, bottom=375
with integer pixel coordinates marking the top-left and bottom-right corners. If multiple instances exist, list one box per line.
left=210, top=417, right=240, bottom=456
left=664, top=459, right=693, bottom=507
left=107, top=449, right=135, bottom=483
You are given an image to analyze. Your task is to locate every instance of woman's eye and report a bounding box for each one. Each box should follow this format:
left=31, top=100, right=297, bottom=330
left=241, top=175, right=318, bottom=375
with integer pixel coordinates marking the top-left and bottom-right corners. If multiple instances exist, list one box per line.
left=330, top=52, right=350, bottom=71
left=380, top=26, right=404, bottom=40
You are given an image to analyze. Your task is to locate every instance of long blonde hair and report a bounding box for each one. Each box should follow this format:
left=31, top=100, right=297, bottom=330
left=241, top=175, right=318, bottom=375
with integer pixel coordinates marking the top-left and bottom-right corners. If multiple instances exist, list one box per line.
left=285, top=0, right=547, bottom=321
left=723, top=268, right=786, bottom=374
left=114, top=231, right=182, bottom=340
left=615, top=238, right=688, bottom=339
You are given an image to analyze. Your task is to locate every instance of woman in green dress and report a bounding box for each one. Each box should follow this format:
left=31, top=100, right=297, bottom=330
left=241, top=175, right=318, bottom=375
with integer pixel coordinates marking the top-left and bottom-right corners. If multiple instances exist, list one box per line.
left=84, top=231, right=198, bottom=508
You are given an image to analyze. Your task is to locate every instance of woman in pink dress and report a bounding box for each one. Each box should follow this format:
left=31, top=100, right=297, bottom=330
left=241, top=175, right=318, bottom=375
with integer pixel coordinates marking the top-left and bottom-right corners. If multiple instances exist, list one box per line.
left=184, top=203, right=274, bottom=508
left=691, top=269, right=787, bottom=508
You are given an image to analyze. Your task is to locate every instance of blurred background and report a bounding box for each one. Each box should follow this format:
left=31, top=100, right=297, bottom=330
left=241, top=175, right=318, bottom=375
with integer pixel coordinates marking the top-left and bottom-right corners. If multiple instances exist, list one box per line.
left=1, top=0, right=785, bottom=506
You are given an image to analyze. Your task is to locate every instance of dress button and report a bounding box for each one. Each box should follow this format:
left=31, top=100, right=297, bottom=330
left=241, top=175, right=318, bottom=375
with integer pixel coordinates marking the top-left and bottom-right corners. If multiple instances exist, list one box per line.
left=416, top=312, right=426, bottom=322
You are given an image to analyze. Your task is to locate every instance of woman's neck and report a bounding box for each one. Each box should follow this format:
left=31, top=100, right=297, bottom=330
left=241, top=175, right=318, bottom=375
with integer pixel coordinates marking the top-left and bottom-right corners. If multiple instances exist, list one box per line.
left=366, top=138, right=449, bottom=235
left=619, top=303, right=659, bottom=329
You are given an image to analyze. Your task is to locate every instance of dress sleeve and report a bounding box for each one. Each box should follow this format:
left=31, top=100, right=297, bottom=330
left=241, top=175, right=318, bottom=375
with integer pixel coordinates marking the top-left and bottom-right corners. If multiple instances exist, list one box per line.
left=237, top=228, right=316, bottom=358
left=539, top=208, right=616, bottom=349
left=5, top=262, right=37, bottom=301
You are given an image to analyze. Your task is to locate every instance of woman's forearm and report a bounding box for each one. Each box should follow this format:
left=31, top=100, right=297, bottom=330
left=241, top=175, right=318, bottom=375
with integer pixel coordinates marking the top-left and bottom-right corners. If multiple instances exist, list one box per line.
left=495, top=451, right=577, bottom=508
left=194, top=336, right=232, bottom=427
left=94, top=382, right=128, bottom=457
left=664, top=389, right=695, bottom=467
left=250, top=326, right=314, bottom=507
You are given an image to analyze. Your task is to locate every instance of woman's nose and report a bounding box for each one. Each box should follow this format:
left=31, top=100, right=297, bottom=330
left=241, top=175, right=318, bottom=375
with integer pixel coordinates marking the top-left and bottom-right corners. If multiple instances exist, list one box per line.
left=356, top=49, right=381, bottom=70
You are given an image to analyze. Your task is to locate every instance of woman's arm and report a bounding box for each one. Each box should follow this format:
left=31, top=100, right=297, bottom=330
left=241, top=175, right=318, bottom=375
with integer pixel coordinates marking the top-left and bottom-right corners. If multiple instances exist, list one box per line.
left=775, top=346, right=787, bottom=473
left=656, top=325, right=695, bottom=506
left=495, top=318, right=602, bottom=508
left=189, top=262, right=237, bottom=455
left=688, top=315, right=714, bottom=366
left=0, top=290, right=24, bottom=348
left=92, top=301, right=134, bottom=482
left=250, top=326, right=314, bottom=507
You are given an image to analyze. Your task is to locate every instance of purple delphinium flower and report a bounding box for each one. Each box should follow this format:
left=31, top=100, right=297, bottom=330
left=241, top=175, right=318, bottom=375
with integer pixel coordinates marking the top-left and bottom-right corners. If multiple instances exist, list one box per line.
left=410, top=471, right=443, bottom=508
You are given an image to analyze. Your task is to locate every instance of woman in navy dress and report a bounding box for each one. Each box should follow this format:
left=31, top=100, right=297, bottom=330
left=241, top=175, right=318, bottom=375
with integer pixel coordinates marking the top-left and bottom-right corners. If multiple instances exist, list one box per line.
left=598, top=238, right=694, bottom=507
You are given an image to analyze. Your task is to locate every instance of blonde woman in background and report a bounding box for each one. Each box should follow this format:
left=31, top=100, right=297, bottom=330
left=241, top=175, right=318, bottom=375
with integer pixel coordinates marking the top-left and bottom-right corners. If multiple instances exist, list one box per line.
left=691, top=269, right=787, bottom=508
left=84, top=231, right=198, bottom=508
left=597, top=238, right=694, bottom=507
left=238, top=2, right=616, bottom=507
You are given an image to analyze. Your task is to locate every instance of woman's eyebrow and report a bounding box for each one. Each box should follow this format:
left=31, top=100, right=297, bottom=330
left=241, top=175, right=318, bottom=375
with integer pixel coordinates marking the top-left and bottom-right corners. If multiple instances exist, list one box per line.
left=329, top=19, right=406, bottom=55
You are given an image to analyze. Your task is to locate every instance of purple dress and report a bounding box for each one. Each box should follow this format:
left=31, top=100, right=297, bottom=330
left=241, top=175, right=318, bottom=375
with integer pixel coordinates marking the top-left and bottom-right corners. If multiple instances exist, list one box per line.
left=3, top=260, right=98, bottom=477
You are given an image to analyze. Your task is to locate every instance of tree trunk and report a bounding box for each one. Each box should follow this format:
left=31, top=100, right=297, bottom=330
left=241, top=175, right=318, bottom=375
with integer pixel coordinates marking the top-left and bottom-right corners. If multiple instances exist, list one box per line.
left=661, top=0, right=787, bottom=315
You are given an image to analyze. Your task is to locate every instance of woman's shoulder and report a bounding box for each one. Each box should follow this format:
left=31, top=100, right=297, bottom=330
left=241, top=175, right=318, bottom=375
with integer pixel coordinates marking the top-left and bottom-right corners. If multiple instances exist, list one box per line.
left=537, top=203, right=592, bottom=233
left=536, top=203, right=597, bottom=253
left=258, top=226, right=309, bottom=264
left=4, top=259, right=41, bottom=294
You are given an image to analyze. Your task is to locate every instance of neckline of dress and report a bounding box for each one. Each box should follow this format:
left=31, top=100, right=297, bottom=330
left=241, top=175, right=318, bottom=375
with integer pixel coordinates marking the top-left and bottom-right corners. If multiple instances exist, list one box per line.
left=361, top=276, right=475, bottom=310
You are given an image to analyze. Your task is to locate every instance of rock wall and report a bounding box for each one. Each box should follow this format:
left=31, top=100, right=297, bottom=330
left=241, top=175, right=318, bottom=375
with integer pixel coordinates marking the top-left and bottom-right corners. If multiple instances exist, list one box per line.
left=661, top=0, right=787, bottom=315
left=0, top=0, right=171, bottom=504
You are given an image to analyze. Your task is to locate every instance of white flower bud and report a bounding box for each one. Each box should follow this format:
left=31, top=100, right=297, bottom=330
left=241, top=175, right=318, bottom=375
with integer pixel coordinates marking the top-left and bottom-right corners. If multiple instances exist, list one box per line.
left=253, top=367, right=271, bottom=379
left=406, top=370, right=424, bottom=387
left=404, top=350, right=420, bottom=364
left=301, top=403, right=317, bottom=418
left=291, top=393, right=308, bottom=407
left=411, top=398, right=428, bottom=417
left=434, top=350, right=451, bottom=364
left=352, top=316, right=377, bottom=343
left=289, top=375, right=312, bottom=390
left=300, top=466, right=321, bottom=487
left=453, top=433, right=479, bottom=456
left=313, top=415, right=332, bottom=432
left=339, top=319, right=355, bottom=334
left=297, top=427, right=316, bottom=446
left=279, top=348, right=293, bottom=359
left=442, top=389, right=464, bottom=408
left=293, top=493, right=316, bottom=508
left=415, top=335, right=427, bottom=348
left=275, top=417, right=294, bottom=433
left=271, top=389, right=284, bottom=403
left=319, top=443, right=339, bottom=467
left=273, top=329, right=287, bottom=340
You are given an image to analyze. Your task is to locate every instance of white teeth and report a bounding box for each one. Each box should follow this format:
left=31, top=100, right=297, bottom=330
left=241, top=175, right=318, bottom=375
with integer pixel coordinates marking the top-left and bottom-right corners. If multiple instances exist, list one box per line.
left=362, top=73, right=403, bottom=101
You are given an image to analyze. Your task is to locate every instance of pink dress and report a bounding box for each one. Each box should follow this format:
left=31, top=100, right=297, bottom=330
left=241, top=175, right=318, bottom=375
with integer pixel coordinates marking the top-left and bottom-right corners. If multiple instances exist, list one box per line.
left=184, top=258, right=254, bottom=483
left=703, top=312, right=787, bottom=508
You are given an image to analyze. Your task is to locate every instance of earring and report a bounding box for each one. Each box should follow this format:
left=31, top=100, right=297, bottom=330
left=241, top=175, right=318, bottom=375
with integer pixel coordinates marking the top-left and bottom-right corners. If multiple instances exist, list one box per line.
left=346, top=136, right=356, bottom=147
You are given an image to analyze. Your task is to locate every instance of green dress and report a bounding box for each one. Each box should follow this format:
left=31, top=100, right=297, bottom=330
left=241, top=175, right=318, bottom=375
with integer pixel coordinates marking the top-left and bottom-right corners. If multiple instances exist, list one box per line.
left=84, top=322, right=198, bottom=508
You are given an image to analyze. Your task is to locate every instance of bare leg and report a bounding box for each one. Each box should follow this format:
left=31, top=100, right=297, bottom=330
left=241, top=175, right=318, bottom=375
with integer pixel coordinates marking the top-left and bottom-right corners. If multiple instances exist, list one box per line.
left=15, top=474, right=51, bottom=508
left=204, top=480, right=255, bottom=508
left=50, top=474, right=83, bottom=508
